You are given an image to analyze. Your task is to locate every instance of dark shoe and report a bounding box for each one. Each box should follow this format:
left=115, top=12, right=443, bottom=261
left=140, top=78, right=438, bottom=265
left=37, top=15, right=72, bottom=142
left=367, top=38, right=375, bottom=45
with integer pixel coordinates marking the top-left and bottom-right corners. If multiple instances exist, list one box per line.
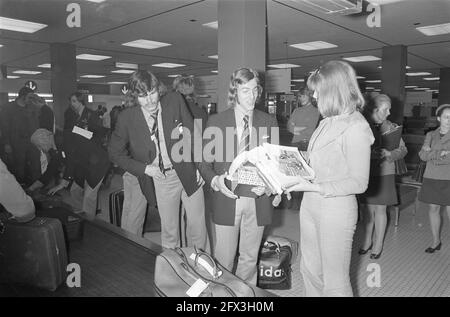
left=358, top=244, right=372, bottom=255
left=370, top=252, right=382, bottom=260
left=425, top=242, right=442, bottom=253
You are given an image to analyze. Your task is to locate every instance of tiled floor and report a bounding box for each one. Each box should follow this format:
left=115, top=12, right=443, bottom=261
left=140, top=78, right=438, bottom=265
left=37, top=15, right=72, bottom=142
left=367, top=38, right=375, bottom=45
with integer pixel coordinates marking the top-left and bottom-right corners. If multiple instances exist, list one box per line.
left=92, top=177, right=449, bottom=297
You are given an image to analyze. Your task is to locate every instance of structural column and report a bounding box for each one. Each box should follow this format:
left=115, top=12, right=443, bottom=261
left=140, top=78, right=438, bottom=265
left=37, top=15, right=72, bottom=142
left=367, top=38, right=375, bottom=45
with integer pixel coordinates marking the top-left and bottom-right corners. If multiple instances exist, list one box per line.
left=50, top=43, right=77, bottom=130
left=438, top=68, right=450, bottom=105
left=0, top=65, right=9, bottom=106
left=381, top=45, right=407, bottom=125
left=217, top=0, right=266, bottom=112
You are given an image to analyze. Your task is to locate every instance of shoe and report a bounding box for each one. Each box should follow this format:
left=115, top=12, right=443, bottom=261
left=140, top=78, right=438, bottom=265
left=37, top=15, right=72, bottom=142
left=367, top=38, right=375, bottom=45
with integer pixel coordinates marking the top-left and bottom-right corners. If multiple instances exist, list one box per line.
left=425, top=242, right=442, bottom=253
left=370, top=252, right=382, bottom=260
left=358, top=244, right=372, bottom=255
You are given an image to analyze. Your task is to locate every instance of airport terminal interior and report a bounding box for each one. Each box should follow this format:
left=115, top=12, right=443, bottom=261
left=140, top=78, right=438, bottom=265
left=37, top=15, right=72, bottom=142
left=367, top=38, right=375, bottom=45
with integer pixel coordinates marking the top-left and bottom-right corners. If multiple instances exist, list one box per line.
left=0, top=0, right=449, bottom=297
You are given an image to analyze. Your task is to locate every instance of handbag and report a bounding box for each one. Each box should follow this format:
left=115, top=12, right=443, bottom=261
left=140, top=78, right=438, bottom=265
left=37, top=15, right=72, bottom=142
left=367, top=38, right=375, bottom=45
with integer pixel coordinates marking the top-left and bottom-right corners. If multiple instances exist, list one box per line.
left=153, top=247, right=256, bottom=297
left=413, top=160, right=426, bottom=183
left=395, top=158, right=408, bottom=176
left=257, top=240, right=293, bottom=290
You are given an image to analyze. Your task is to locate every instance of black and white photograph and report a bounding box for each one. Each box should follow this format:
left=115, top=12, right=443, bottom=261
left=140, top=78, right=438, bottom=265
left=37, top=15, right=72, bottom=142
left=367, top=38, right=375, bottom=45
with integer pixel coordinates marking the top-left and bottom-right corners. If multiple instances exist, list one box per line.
left=0, top=0, right=449, bottom=300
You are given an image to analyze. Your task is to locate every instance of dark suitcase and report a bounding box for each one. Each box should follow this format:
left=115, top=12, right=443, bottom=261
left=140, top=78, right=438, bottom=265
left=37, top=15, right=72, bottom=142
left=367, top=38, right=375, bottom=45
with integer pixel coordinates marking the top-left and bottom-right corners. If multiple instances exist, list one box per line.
left=0, top=217, right=68, bottom=291
left=36, top=207, right=84, bottom=242
left=109, top=189, right=124, bottom=227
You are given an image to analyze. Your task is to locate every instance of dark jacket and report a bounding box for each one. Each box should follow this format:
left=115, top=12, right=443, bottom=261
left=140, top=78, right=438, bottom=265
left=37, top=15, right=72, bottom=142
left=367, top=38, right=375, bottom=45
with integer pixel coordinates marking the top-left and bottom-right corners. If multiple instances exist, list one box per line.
left=0, top=100, right=39, bottom=147
left=39, top=148, right=64, bottom=186
left=108, top=91, right=202, bottom=198
left=63, top=106, right=104, bottom=146
left=198, top=108, right=279, bottom=226
left=39, top=104, right=55, bottom=132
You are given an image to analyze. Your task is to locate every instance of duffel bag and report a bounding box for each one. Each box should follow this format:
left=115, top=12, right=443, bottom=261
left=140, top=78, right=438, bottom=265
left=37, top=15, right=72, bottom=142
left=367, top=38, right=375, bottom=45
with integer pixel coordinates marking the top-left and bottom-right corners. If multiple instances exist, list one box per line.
left=257, top=240, right=292, bottom=290
left=154, top=247, right=256, bottom=297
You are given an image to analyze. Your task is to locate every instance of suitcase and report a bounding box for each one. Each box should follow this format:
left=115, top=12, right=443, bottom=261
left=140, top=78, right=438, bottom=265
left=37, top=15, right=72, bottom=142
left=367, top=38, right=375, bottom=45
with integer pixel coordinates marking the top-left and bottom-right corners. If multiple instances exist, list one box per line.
left=36, top=206, right=84, bottom=242
left=0, top=217, right=68, bottom=291
left=154, top=247, right=256, bottom=297
left=109, top=189, right=124, bottom=227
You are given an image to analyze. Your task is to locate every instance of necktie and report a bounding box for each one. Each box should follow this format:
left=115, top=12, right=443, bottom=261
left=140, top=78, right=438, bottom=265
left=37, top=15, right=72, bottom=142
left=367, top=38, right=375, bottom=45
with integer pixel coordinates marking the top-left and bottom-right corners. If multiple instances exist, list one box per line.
left=151, top=112, right=165, bottom=175
left=238, top=115, right=250, bottom=155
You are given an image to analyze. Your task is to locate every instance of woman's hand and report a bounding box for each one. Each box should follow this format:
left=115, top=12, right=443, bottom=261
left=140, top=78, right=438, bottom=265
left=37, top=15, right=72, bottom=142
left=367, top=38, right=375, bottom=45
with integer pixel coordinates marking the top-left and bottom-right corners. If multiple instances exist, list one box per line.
left=284, top=177, right=319, bottom=198
left=440, top=150, right=450, bottom=158
left=47, top=179, right=69, bottom=196
left=380, top=149, right=392, bottom=159
left=250, top=186, right=282, bottom=207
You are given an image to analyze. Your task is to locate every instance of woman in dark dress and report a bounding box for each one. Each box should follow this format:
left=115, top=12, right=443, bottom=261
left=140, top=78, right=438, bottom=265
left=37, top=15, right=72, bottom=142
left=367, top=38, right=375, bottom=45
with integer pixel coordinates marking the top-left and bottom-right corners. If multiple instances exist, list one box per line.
left=418, top=104, right=450, bottom=253
left=359, top=94, right=407, bottom=259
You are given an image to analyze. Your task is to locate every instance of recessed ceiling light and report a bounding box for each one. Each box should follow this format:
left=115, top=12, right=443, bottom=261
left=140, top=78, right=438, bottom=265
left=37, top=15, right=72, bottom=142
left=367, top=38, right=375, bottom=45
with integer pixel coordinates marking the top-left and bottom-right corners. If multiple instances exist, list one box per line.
left=211, top=70, right=218, bottom=73
left=152, top=63, right=185, bottom=68
left=115, top=62, right=138, bottom=69
left=76, top=54, right=111, bottom=61
left=13, top=70, right=41, bottom=75
left=291, top=79, right=304, bottom=82
left=85, top=0, right=106, bottom=3
left=428, top=90, right=439, bottom=92
left=0, top=16, right=47, bottom=33
left=0, top=44, right=3, bottom=47
left=80, top=75, right=105, bottom=78
left=268, top=64, right=301, bottom=69
left=37, top=93, right=53, bottom=98
left=378, top=65, right=411, bottom=69
left=406, top=72, right=431, bottom=76
left=7, top=75, right=19, bottom=79
left=291, top=90, right=299, bottom=92
left=208, top=55, right=218, bottom=59
left=356, top=76, right=366, bottom=79
left=202, top=21, right=218, bottom=29
left=423, top=77, right=440, bottom=81
left=342, top=56, right=381, bottom=62
left=38, top=63, right=51, bottom=68
left=111, top=69, right=135, bottom=74
left=168, top=74, right=181, bottom=78
left=290, top=41, right=337, bottom=51
left=414, top=87, right=430, bottom=90
left=122, top=39, right=171, bottom=50
left=107, top=81, right=127, bottom=84
left=365, top=80, right=381, bottom=83
left=374, top=89, right=381, bottom=92
left=290, top=84, right=296, bottom=87
left=366, top=87, right=375, bottom=90
left=405, top=86, right=418, bottom=89
left=416, top=22, right=450, bottom=36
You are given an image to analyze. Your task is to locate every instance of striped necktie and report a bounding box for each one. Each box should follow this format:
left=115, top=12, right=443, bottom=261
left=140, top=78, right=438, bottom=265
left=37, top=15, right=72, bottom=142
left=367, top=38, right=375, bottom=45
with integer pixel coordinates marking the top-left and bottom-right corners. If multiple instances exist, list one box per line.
left=238, top=115, right=250, bottom=154
left=150, top=113, right=165, bottom=174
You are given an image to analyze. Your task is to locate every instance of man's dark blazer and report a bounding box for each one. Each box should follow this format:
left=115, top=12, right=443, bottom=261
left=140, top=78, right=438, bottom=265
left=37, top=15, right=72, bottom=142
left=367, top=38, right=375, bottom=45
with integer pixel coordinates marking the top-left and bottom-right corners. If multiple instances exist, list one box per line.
left=63, top=106, right=104, bottom=146
left=108, top=91, right=201, bottom=200
left=199, top=107, right=279, bottom=227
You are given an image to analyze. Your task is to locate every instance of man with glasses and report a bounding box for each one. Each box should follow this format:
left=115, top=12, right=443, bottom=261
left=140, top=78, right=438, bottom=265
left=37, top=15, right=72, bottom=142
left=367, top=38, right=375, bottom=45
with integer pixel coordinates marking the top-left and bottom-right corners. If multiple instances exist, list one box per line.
left=109, top=70, right=208, bottom=251
left=199, top=67, right=280, bottom=284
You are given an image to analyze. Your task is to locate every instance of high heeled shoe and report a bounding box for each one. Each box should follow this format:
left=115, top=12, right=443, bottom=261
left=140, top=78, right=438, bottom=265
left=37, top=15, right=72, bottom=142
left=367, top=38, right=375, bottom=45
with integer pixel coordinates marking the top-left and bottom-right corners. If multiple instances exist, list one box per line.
left=425, top=242, right=442, bottom=253
left=370, top=252, right=382, bottom=260
left=358, top=244, right=372, bottom=255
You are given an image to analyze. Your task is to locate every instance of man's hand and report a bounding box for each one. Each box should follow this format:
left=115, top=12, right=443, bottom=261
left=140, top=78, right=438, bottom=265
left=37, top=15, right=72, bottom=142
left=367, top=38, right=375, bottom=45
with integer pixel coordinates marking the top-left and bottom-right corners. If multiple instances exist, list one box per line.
left=250, top=186, right=282, bottom=207
left=145, top=165, right=165, bottom=180
left=212, top=172, right=238, bottom=199
left=47, top=179, right=69, bottom=196
left=272, top=194, right=282, bottom=207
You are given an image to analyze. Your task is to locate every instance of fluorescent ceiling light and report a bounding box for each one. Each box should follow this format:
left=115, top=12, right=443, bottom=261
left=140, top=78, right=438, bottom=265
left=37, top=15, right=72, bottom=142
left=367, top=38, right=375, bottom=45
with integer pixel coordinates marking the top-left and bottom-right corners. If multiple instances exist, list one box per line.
left=38, top=93, right=53, bottom=98
left=416, top=22, right=450, bottom=36
left=0, top=44, right=3, bottom=47
left=168, top=74, right=181, bottom=78
left=428, top=90, right=438, bottom=92
left=290, top=41, right=337, bottom=51
left=291, top=79, right=304, bottom=82
left=405, top=86, right=418, bottom=89
left=366, top=87, right=375, bottom=90
left=424, top=77, right=440, bottom=81
left=211, top=70, right=218, bottom=73
left=45, top=99, right=53, bottom=103
left=406, top=72, right=431, bottom=76
left=290, top=84, right=297, bottom=87
left=378, top=65, right=411, bottom=69
left=85, top=0, right=106, bottom=3
left=365, top=80, right=381, bottom=83
left=291, top=90, right=299, bottom=92
left=268, top=64, right=300, bottom=69
left=152, top=63, right=185, bottom=68
left=374, top=89, right=381, bottom=92
left=366, top=0, right=407, bottom=4
left=111, top=69, right=135, bottom=74
left=202, top=21, right=218, bottom=29
left=7, top=75, right=20, bottom=79
left=38, top=63, right=51, bottom=68
left=122, top=39, right=171, bottom=50
left=77, top=54, right=111, bottom=61
left=414, top=87, right=430, bottom=90
left=107, top=81, right=127, bottom=84
left=80, top=75, right=105, bottom=78
left=208, top=55, right=218, bottom=59
left=356, top=76, right=366, bottom=79
left=343, top=56, right=381, bottom=62
left=115, top=62, right=138, bottom=69
left=0, top=16, right=47, bottom=33
left=13, top=70, right=41, bottom=75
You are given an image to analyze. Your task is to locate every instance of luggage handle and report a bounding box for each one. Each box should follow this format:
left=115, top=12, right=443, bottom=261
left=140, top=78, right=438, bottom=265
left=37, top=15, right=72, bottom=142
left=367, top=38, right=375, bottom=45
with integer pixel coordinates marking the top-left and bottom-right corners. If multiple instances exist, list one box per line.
left=194, top=250, right=222, bottom=279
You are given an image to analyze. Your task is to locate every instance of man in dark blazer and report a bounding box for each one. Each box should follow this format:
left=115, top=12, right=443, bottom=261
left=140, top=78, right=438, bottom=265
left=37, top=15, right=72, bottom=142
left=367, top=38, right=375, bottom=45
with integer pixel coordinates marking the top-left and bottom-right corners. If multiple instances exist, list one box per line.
left=199, top=68, right=280, bottom=284
left=108, top=70, right=208, bottom=250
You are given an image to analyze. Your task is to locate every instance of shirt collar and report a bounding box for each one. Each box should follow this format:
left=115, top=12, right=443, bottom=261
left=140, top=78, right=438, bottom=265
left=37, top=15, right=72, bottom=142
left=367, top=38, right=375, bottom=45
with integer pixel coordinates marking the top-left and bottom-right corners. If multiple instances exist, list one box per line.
left=234, top=105, right=253, bottom=124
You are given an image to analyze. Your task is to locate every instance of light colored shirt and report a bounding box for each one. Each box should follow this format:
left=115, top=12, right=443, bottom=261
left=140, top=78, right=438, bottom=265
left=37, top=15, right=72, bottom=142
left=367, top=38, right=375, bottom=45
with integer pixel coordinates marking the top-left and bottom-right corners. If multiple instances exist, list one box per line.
left=0, top=158, right=35, bottom=222
left=141, top=103, right=172, bottom=169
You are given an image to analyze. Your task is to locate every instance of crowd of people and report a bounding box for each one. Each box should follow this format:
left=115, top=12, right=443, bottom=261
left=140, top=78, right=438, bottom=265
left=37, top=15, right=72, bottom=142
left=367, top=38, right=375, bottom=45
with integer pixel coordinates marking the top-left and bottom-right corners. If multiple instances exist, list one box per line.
left=1, top=61, right=449, bottom=297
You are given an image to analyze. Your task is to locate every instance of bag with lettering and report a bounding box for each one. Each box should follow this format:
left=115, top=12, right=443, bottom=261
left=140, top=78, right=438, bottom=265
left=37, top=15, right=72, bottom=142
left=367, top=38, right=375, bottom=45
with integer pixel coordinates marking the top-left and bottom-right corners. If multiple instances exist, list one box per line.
left=153, top=247, right=256, bottom=297
left=257, top=240, right=293, bottom=290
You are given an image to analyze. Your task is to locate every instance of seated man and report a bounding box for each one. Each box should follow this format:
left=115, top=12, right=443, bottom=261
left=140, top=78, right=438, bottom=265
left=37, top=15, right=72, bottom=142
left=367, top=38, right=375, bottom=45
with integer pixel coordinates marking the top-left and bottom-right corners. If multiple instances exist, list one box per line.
left=0, top=158, right=35, bottom=222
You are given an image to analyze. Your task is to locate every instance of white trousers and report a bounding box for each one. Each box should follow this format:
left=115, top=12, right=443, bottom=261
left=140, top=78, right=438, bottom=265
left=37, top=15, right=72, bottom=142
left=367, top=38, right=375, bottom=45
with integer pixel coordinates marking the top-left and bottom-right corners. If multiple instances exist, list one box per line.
left=121, top=172, right=148, bottom=236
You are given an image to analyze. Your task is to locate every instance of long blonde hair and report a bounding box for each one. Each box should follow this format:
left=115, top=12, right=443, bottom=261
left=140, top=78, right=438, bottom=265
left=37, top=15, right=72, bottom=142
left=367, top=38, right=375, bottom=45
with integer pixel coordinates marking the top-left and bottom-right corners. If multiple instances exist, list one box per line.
left=307, top=60, right=364, bottom=118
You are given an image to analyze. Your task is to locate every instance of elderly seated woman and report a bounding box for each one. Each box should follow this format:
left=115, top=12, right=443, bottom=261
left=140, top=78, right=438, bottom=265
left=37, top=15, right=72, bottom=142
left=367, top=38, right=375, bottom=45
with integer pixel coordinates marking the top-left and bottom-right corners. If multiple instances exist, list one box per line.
left=27, top=128, right=64, bottom=192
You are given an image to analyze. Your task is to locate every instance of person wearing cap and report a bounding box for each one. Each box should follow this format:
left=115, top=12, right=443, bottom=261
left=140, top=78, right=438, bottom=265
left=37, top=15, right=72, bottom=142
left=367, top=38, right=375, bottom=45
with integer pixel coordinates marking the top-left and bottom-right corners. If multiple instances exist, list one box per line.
left=0, top=86, right=41, bottom=185
left=418, top=104, right=450, bottom=254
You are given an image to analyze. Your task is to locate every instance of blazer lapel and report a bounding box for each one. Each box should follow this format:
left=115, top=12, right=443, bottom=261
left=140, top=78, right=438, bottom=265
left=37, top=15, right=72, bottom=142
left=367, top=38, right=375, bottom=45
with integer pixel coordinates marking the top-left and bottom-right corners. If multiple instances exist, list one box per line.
left=134, top=107, right=154, bottom=155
